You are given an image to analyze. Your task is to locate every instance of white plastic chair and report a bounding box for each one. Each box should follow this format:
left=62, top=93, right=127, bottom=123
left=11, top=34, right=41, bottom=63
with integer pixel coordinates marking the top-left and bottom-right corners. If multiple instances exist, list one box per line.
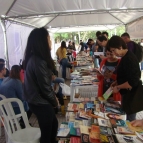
left=0, top=94, right=6, bottom=136
left=0, top=98, right=41, bottom=143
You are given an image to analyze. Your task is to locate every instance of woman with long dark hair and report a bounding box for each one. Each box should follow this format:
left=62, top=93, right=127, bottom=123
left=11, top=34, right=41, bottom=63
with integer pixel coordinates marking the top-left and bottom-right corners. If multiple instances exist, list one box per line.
left=56, top=41, right=72, bottom=79
left=23, top=27, right=58, bottom=143
left=108, top=36, right=141, bottom=121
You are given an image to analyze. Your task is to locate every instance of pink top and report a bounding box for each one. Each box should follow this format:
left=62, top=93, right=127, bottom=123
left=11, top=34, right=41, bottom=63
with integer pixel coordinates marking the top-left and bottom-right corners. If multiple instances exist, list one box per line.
left=20, top=69, right=24, bottom=83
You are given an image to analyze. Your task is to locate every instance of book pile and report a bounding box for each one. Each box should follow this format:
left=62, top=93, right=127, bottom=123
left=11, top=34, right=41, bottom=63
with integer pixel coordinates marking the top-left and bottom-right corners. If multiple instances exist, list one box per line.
left=58, top=98, right=143, bottom=142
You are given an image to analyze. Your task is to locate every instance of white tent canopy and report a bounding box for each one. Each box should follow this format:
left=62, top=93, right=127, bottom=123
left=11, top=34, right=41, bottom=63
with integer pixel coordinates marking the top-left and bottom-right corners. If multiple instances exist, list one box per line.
left=0, top=0, right=143, bottom=68
left=0, top=0, right=143, bottom=29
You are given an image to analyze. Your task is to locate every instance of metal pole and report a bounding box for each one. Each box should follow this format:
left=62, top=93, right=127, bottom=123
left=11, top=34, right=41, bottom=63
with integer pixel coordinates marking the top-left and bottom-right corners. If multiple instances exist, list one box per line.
left=0, top=19, right=10, bottom=69
left=125, top=24, right=127, bottom=32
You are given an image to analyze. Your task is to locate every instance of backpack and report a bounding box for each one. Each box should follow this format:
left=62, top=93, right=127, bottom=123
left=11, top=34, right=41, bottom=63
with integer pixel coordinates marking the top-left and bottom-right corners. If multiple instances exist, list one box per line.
left=133, top=42, right=143, bottom=62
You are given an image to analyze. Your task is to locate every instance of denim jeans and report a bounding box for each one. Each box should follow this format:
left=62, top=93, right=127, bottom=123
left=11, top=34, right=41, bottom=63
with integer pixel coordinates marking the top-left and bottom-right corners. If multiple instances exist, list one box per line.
left=60, top=58, right=72, bottom=79
left=53, top=77, right=65, bottom=98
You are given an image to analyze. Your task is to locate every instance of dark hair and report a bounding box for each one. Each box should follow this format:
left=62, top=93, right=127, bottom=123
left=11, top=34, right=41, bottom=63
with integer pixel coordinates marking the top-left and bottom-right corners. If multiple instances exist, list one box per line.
left=97, top=35, right=107, bottom=42
left=102, top=31, right=109, bottom=37
left=0, top=64, right=5, bottom=72
left=0, top=58, right=5, bottom=64
left=107, top=36, right=127, bottom=50
left=61, top=41, right=67, bottom=49
left=69, top=41, right=71, bottom=43
left=88, top=39, right=93, bottom=42
left=24, top=27, right=54, bottom=70
left=96, top=31, right=102, bottom=37
left=121, top=32, right=130, bottom=38
left=10, top=65, right=21, bottom=80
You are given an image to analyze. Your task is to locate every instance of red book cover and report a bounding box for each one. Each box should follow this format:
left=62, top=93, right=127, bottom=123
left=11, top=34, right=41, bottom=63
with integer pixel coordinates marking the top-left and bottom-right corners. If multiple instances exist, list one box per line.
left=70, top=137, right=81, bottom=143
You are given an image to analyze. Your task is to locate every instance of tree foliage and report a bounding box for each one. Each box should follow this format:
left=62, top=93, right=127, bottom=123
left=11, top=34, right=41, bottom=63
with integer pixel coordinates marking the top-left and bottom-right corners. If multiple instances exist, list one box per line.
left=54, top=25, right=125, bottom=43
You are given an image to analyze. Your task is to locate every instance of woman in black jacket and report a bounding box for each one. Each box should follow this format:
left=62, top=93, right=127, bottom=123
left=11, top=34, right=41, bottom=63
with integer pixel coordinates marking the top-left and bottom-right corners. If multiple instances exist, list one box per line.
left=108, top=36, right=141, bottom=121
left=24, top=28, right=58, bottom=143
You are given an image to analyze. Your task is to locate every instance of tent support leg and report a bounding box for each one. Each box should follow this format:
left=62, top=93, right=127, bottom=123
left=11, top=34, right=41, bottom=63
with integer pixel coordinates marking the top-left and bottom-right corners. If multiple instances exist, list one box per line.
left=0, top=19, right=10, bottom=69
left=125, top=24, right=127, bottom=32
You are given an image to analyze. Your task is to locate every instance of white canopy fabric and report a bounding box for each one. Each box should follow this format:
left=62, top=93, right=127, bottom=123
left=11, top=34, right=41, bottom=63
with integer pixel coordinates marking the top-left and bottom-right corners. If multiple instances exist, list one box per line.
left=127, top=18, right=143, bottom=39
left=0, top=24, right=4, bottom=59
left=49, top=25, right=117, bottom=33
left=0, top=0, right=143, bottom=67
left=0, top=0, right=143, bottom=29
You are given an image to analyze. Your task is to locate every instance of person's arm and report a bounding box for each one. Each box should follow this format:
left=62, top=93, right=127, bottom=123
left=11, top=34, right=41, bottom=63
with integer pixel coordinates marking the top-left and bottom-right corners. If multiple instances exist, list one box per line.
left=15, top=80, right=24, bottom=101
left=35, top=60, right=58, bottom=107
left=131, top=120, right=143, bottom=129
left=112, top=56, right=140, bottom=93
left=97, top=58, right=106, bottom=80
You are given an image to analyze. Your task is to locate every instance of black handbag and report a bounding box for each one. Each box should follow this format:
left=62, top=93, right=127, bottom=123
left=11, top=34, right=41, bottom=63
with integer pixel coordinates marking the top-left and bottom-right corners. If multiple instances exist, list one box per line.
left=122, top=80, right=143, bottom=114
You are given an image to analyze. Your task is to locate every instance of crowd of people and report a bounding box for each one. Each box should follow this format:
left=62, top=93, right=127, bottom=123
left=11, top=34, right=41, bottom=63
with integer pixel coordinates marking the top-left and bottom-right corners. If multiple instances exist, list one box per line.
left=0, top=27, right=143, bottom=142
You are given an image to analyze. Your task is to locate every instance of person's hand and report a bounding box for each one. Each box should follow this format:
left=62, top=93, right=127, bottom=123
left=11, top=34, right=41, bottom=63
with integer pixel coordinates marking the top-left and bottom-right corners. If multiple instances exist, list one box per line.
left=112, top=86, right=120, bottom=93
left=131, top=120, right=143, bottom=129
left=52, top=75, right=56, bottom=81
left=58, top=59, right=61, bottom=64
left=96, top=71, right=102, bottom=76
left=54, top=95, right=60, bottom=108
left=110, top=81, right=117, bottom=87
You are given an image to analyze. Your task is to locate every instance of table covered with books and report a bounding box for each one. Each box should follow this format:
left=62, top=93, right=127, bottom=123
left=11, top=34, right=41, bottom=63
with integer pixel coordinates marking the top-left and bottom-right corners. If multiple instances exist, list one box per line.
left=70, top=59, right=99, bottom=102
left=57, top=55, right=143, bottom=143
left=58, top=98, right=143, bottom=143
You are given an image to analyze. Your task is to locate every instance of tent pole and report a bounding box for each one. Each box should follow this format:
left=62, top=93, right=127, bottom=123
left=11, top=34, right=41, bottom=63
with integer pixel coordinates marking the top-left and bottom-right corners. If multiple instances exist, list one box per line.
left=125, top=24, right=127, bottom=32
left=0, top=19, right=10, bottom=69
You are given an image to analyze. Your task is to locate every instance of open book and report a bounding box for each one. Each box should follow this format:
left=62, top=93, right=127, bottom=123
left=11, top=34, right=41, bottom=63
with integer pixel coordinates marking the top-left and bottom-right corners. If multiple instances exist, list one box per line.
left=103, top=87, right=113, bottom=100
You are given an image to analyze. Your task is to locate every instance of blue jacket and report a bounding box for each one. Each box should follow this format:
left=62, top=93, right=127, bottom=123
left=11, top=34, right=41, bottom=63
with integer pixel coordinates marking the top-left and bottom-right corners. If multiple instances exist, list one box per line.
left=0, top=77, right=29, bottom=114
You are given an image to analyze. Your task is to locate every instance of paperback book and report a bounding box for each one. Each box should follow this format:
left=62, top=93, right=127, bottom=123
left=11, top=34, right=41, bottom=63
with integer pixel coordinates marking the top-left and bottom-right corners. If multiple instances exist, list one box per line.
left=100, top=126, right=113, bottom=135
left=100, top=134, right=116, bottom=143
left=110, top=119, right=126, bottom=128
left=89, top=125, right=100, bottom=143
left=104, top=113, right=126, bottom=120
left=117, top=126, right=135, bottom=135
left=103, top=87, right=113, bottom=100
left=70, top=137, right=81, bottom=143
left=98, top=118, right=112, bottom=127
left=115, top=134, right=142, bottom=143
left=67, top=103, right=79, bottom=112
left=70, top=127, right=81, bottom=136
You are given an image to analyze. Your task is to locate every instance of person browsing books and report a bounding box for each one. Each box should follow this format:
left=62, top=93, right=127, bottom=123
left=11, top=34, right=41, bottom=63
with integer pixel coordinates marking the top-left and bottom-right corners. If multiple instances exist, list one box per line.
left=97, top=47, right=121, bottom=101
left=108, top=36, right=141, bottom=121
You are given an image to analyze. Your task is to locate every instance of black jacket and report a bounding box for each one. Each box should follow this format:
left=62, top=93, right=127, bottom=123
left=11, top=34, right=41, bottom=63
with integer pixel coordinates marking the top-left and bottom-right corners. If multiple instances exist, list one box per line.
left=117, top=50, right=141, bottom=95
left=24, top=55, right=58, bottom=107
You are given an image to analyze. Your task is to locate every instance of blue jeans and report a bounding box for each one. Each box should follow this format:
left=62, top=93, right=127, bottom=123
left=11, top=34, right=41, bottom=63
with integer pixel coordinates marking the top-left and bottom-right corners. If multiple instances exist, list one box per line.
left=53, top=77, right=65, bottom=97
left=60, top=58, right=72, bottom=79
